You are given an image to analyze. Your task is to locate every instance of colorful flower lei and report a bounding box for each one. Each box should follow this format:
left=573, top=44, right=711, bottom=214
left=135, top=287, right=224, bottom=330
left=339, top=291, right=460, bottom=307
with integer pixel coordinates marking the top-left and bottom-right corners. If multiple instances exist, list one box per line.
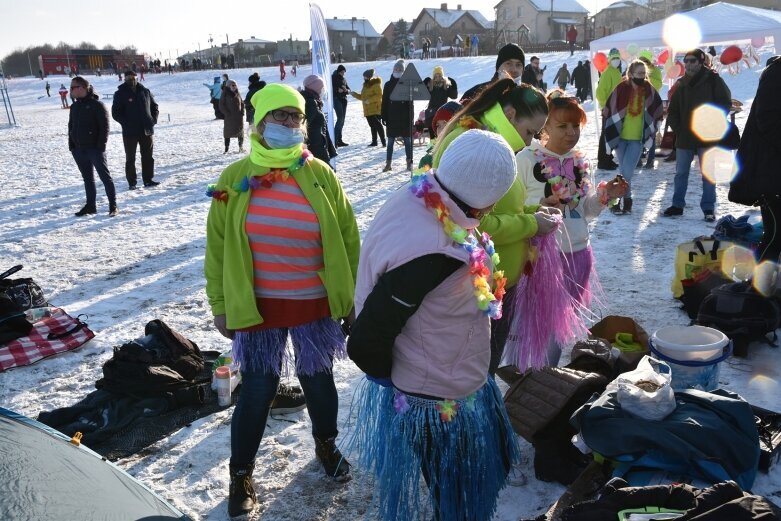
left=409, top=171, right=506, bottom=319
left=534, top=148, right=590, bottom=206
left=206, top=149, right=313, bottom=202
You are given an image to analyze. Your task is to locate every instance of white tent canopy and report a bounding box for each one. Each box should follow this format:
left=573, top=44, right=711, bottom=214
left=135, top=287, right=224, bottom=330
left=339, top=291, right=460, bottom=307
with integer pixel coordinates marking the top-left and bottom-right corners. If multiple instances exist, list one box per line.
left=589, top=2, right=781, bottom=53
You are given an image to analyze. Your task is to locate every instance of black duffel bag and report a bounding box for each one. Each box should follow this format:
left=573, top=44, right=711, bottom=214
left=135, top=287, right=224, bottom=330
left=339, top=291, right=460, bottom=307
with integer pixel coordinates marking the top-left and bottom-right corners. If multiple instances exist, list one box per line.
left=0, top=265, right=47, bottom=311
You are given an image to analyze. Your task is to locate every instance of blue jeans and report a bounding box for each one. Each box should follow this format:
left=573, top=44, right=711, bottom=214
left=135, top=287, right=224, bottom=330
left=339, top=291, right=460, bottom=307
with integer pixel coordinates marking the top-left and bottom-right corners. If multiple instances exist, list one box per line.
left=72, top=147, right=116, bottom=206
left=614, top=139, right=643, bottom=199
left=333, top=98, right=347, bottom=143
left=672, top=148, right=715, bottom=212
left=386, top=136, right=412, bottom=163
left=230, top=367, right=339, bottom=466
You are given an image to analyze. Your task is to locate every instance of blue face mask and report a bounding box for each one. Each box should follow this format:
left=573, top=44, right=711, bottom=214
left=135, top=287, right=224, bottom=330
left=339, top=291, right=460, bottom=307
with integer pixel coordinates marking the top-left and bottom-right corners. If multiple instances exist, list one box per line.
left=262, top=122, right=305, bottom=149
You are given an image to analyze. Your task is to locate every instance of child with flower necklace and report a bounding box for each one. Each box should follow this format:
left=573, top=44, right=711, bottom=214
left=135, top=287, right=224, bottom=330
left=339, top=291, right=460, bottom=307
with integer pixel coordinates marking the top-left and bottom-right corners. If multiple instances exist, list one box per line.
left=516, top=91, right=627, bottom=366
left=347, top=130, right=521, bottom=521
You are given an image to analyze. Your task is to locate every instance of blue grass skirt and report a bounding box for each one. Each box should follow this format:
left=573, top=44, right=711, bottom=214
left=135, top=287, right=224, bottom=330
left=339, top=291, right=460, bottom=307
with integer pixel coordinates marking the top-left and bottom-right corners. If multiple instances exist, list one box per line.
left=232, top=317, right=346, bottom=376
left=345, top=378, right=520, bottom=521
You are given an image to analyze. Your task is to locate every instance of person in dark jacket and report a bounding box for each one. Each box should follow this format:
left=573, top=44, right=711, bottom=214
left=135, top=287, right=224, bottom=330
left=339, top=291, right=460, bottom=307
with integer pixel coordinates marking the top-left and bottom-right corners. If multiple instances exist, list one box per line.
left=521, top=55, right=546, bottom=89
left=663, top=48, right=731, bottom=221
left=219, top=79, right=245, bottom=153
left=331, top=64, right=350, bottom=147
left=729, top=56, right=781, bottom=262
left=381, top=60, right=414, bottom=172
left=244, top=72, right=266, bottom=128
left=571, top=61, right=590, bottom=102
left=461, top=43, right=525, bottom=104
left=68, top=76, right=117, bottom=217
left=111, top=70, right=159, bottom=189
left=301, top=74, right=337, bottom=165
left=423, top=65, right=458, bottom=132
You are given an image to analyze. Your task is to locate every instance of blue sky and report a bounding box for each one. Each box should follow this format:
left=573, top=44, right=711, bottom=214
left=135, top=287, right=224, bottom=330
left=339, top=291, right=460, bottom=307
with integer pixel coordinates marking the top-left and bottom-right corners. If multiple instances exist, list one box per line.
left=1, top=0, right=606, bottom=59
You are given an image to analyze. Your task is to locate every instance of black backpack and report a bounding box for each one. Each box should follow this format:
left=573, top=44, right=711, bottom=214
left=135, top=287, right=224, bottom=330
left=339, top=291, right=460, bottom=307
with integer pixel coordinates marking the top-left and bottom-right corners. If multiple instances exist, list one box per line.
left=696, top=282, right=781, bottom=357
left=96, top=320, right=205, bottom=401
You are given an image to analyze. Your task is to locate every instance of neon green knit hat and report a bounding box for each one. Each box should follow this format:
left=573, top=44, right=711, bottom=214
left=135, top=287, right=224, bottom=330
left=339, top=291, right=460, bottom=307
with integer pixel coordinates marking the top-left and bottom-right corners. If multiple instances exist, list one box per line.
left=251, top=83, right=305, bottom=127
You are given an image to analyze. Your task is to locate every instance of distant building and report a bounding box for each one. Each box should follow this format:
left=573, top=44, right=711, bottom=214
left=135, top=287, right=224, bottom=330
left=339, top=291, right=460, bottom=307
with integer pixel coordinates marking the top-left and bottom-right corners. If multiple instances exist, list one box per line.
left=276, top=39, right=310, bottom=63
left=594, top=0, right=654, bottom=37
left=493, top=0, right=589, bottom=44
left=326, top=17, right=384, bottom=61
left=409, top=3, right=493, bottom=48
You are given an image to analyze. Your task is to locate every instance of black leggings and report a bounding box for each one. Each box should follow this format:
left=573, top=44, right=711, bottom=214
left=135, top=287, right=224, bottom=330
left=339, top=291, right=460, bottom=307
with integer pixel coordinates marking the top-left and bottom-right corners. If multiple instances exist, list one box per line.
left=366, top=115, right=386, bottom=145
left=759, top=198, right=781, bottom=263
left=224, top=136, right=244, bottom=151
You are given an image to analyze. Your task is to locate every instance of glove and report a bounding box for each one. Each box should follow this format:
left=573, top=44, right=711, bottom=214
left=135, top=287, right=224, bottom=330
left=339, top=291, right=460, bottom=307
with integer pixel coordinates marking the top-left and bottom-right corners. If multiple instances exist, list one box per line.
left=366, top=375, right=393, bottom=388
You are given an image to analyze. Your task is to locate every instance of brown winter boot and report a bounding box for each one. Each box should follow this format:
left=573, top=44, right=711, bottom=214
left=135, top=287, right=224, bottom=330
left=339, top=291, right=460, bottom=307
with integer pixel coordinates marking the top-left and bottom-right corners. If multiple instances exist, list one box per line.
left=382, top=160, right=392, bottom=172
left=228, top=463, right=257, bottom=518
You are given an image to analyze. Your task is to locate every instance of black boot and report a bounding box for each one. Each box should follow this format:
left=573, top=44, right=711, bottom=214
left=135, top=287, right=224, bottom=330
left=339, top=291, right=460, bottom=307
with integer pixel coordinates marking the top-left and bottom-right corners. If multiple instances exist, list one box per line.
left=75, top=204, right=97, bottom=217
left=108, top=203, right=118, bottom=217
left=610, top=199, right=623, bottom=215
left=228, top=463, right=257, bottom=518
left=622, top=197, right=633, bottom=214
left=314, top=435, right=351, bottom=482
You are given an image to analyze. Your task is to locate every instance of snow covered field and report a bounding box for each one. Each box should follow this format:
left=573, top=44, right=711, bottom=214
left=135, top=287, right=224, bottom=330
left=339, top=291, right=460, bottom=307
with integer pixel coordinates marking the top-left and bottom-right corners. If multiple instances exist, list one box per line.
left=1, top=48, right=780, bottom=520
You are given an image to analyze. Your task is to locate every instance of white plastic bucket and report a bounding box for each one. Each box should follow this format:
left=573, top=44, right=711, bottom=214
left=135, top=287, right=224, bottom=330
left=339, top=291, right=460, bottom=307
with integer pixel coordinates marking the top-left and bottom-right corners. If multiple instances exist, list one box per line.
left=649, top=325, right=731, bottom=391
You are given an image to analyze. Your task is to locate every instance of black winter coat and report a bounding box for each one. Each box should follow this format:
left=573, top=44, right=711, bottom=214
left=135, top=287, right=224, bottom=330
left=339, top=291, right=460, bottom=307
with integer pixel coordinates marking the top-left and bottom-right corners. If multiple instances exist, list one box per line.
left=68, top=94, right=109, bottom=151
left=381, top=77, right=413, bottom=138
left=244, top=79, right=266, bottom=123
left=521, top=64, right=543, bottom=89
left=301, top=88, right=336, bottom=164
left=571, top=64, right=590, bottom=88
left=423, top=76, right=458, bottom=128
left=331, top=71, right=350, bottom=103
left=729, top=57, right=781, bottom=206
left=667, top=68, right=731, bottom=149
left=111, top=82, right=159, bottom=137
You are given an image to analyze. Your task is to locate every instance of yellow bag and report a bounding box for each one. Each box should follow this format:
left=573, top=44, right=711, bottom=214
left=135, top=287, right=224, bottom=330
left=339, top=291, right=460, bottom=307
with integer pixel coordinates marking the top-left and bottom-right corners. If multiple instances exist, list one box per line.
left=672, top=238, right=732, bottom=298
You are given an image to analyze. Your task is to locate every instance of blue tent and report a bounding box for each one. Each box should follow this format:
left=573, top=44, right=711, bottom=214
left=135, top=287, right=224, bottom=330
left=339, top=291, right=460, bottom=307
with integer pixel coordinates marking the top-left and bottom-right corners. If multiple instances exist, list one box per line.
left=0, top=407, right=191, bottom=520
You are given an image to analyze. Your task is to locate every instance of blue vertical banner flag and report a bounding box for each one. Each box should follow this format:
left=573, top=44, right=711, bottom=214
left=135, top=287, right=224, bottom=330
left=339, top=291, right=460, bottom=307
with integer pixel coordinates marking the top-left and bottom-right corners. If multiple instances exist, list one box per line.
left=310, top=3, right=335, bottom=164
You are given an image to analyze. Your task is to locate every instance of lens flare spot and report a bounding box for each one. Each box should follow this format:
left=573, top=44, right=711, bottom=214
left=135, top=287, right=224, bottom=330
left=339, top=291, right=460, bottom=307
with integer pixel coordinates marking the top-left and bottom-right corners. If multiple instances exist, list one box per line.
left=691, top=104, right=729, bottom=142
left=748, top=374, right=781, bottom=396
left=662, top=14, right=702, bottom=51
left=753, top=261, right=779, bottom=297
left=701, top=147, right=739, bottom=184
left=721, top=244, right=756, bottom=281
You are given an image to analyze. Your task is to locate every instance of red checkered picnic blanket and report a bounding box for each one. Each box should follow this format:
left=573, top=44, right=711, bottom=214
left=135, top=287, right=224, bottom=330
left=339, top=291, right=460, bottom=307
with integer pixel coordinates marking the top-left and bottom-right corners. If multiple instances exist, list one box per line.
left=0, top=307, right=95, bottom=371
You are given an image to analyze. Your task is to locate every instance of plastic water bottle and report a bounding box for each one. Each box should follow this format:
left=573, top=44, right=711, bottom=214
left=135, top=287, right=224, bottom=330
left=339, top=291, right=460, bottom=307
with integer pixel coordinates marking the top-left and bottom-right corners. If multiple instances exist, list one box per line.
left=215, top=366, right=232, bottom=407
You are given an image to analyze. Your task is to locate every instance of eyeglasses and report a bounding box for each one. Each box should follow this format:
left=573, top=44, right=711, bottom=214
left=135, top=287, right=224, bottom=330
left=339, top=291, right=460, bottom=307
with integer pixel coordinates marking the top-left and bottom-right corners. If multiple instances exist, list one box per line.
left=683, top=58, right=700, bottom=64
left=270, top=109, right=306, bottom=123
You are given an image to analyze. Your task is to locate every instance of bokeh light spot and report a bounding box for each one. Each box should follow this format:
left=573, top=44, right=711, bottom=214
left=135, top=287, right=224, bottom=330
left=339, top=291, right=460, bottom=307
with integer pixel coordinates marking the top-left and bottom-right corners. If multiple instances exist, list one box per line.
left=701, top=147, right=739, bottom=184
left=691, top=104, right=729, bottom=142
left=721, top=244, right=756, bottom=281
left=662, top=14, right=702, bottom=50
left=753, top=260, right=779, bottom=297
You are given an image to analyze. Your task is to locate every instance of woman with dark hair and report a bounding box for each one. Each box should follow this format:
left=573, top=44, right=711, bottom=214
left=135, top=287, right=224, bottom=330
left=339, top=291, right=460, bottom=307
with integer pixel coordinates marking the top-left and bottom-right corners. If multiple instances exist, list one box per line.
left=205, top=83, right=359, bottom=518
left=219, top=79, right=245, bottom=153
left=68, top=76, right=117, bottom=217
left=433, top=78, right=560, bottom=376
left=602, top=59, right=663, bottom=214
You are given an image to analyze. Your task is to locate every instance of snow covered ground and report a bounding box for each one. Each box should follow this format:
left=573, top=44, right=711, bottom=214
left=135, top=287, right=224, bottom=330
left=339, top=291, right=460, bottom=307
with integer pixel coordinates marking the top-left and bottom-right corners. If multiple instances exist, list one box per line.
left=1, top=48, right=780, bottom=520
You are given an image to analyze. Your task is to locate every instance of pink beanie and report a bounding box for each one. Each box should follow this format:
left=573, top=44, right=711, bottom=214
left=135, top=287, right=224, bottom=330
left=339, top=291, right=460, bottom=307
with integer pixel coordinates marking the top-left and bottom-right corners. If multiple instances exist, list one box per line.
left=303, top=74, right=324, bottom=93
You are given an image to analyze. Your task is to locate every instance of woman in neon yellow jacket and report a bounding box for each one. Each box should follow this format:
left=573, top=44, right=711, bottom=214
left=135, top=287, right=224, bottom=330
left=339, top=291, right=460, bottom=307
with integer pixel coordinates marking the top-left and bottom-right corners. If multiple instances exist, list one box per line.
left=432, top=78, right=560, bottom=375
left=204, top=83, right=359, bottom=518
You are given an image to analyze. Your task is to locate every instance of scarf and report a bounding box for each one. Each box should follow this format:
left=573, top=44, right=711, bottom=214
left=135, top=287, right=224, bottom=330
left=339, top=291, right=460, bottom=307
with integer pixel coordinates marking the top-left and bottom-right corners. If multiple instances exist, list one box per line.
left=479, top=103, right=526, bottom=152
left=249, top=133, right=305, bottom=169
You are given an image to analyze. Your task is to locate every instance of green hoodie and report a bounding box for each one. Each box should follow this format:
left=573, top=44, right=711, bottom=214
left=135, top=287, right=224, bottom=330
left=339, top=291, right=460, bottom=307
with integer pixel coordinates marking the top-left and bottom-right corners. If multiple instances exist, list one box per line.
left=432, top=106, right=539, bottom=287
left=596, top=64, right=623, bottom=109
left=205, top=157, right=360, bottom=330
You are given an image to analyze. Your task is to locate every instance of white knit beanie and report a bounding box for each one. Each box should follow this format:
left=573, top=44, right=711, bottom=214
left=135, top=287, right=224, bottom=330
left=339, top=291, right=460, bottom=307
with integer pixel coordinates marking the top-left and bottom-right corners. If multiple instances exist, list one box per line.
left=436, top=129, right=516, bottom=209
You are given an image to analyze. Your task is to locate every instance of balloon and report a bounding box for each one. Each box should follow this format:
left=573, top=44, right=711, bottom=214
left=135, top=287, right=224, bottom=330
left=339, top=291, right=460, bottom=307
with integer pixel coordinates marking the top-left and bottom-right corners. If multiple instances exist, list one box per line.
left=627, top=43, right=639, bottom=56
left=720, top=45, right=743, bottom=65
left=751, top=36, right=765, bottom=48
left=666, top=62, right=684, bottom=80
left=639, top=49, right=653, bottom=61
left=657, top=49, right=670, bottom=65
left=593, top=52, right=608, bottom=73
